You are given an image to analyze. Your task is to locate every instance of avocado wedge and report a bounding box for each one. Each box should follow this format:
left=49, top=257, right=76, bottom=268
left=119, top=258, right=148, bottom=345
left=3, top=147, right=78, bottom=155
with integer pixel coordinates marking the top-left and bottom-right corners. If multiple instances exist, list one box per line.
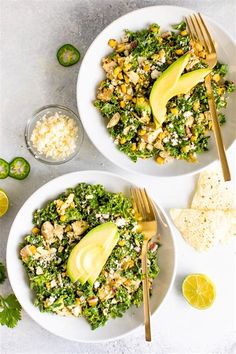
left=150, top=53, right=211, bottom=127
left=169, top=68, right=211, bottom=96
left=67, top=222, right=119, bottom=284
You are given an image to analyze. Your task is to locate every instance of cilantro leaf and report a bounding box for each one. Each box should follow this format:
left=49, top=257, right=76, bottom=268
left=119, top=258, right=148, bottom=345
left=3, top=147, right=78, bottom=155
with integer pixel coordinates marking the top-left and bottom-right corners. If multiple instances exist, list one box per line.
left=0, top=294, right=22, bottom=328
left=0, top=262, right=6, bottom=284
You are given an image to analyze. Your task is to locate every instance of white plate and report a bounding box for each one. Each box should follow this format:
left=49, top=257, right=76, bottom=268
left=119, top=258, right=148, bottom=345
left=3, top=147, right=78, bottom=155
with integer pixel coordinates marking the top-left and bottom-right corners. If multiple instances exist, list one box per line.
left=77, top=5, right=236, bottom=177
left=7, top=171, right=176, bottom=342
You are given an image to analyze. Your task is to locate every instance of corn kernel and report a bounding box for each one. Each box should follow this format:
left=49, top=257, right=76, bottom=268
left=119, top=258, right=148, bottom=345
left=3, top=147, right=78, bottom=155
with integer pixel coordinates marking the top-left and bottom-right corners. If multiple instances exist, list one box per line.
left=32, top=227, right=40, bottom=235
left=131, top=143, right=137, bottom=151
left=181, top=145, right=190, bottom=153
left=217, top=87, right=224, bottom=95
left=114, top=66, right=122, bottom=77
left=132, top=97, right=137, bottom=103
left=118, top=240, right=126, bottom=246
left=123, top=259, right=134, bottom=269
left=65, top=225, right=71, bottom=232
left=117, top=72, right=123, bottom=80
left=124, top=75, right=130, bottom=84
left=88, top=297, right=98, bottom=307
left=171, top=107, right=179, bottom=115
left=137, top=97, right=145, bottom=104
left=158, top=132, right=166, bottom=141
left=213, top=73, right=220, bottom=83
left=75, top=298, right=81, bottom=305
left=156, top=156, right=165, bottom=164
left=180, top=30, right=188, bottom=36
left=157, top=36, right=163, bottom=43
left=175, top=49, right=184, bottom=55
left=143, top=64, right=150, bottom=72
left=126, top=94, right=132, bottom=100
left=152, top=54, right=160, bottom=61
left=121, top=84, right=127, bottom=93
left=46, top=282, right=51, bottom=290
left=138, top=129, right=146, bottom=136
left=116, top=43, right=126, bottom=52
left=199, top=51, right=206, bottom=58
left=60, top=215, right=66, bottom=222
left=190, top=135, right=197, bottom=142
left=117, top=57, right=125, bottom=66
left=189, top=153, right=197, bottom=162
left=120, top=101, right=126, bottom=108
left=108, top=39, right=117, bottom=49
left=123, top=63, right=132, bottom=72
left=29, top=245, right=37, bottom=254
left=193, top=100, right=200, bottom=111
left=195, top=42, right=203, bottom=51
left=150, top=24, right=159, bottom=33
left=120, top=137, right=126, bottom=144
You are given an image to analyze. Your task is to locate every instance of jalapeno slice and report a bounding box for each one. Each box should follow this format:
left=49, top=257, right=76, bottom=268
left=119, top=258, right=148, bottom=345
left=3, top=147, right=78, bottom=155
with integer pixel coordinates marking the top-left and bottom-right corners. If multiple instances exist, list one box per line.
left=0, top=158, right=9, bottom=179
left=9, top=157, right=30, bottom=180
left=57, top=44, right=80, bottom=67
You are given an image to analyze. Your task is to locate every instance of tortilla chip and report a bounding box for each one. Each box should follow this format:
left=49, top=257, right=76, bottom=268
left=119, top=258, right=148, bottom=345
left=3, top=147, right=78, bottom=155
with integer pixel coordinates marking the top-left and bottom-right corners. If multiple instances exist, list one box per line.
left=170, top=208, right=236, bottom=252
left=191, top=170, right=234, bottom=210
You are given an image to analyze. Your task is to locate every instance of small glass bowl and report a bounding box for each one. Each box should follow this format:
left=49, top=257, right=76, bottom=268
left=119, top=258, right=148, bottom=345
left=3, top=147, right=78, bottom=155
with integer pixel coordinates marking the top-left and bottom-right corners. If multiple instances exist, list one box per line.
left=25, top=105, right=84, bottom=165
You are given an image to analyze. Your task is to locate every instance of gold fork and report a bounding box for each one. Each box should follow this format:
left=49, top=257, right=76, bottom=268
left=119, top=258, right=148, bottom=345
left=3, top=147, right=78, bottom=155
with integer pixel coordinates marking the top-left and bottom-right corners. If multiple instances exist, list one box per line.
left=185, top=13, right=231, bottom=181
left=130, top=187, right=157, bottom=342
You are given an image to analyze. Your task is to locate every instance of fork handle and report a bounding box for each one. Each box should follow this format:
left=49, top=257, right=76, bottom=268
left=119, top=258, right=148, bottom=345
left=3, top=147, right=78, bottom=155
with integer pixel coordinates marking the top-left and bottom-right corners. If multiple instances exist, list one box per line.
left=141, top=240, right=151, bottom=342
left=204, top=74, right=231, bottom=181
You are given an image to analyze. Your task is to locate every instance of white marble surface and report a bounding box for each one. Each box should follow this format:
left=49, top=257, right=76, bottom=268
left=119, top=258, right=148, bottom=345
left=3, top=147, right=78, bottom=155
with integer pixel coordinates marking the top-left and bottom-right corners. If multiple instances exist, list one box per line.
left=0, top=0, right=236, bottom=353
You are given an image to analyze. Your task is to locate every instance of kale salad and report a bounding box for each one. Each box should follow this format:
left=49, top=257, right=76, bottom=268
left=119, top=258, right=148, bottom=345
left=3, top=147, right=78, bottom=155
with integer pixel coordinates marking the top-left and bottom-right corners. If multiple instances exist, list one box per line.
left=94, top=21, right=235, bottom=164
left=20, top=183, right=159, bottom=330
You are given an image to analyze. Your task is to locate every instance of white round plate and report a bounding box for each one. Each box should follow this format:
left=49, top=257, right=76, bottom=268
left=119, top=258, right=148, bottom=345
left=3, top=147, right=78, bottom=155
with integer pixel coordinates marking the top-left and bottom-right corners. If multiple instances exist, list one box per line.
left=77, top=5, right=236, bottom=177
left=7, top=171, right=176, bottom=343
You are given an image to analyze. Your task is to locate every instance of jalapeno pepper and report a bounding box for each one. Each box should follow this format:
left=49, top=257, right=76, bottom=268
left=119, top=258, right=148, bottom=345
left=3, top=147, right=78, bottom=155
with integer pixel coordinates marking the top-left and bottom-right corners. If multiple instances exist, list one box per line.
left=57, top=44, right=80, bottom=67
left=0, top=158, right=9, bottom=179
left=9, top=157, right=30, bottom=180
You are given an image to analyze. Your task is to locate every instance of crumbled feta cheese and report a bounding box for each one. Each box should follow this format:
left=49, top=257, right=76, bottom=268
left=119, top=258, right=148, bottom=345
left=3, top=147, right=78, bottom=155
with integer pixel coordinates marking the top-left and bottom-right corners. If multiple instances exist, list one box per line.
left=168, top=123, right=174, bottom=129
left=171, top=138, right=179, bottom=146
left=183, top=111, right=193, bottom=118
left=102, top=213, right=110, bottom=219
left=102, top=308, right=108, bottom=316
left=44, top=296, right=55, bottom=307
left=50, top=279, right=57, bottom=288
left=94, top=281, right=100, bottom=289
left=71, top=305, right=81, bottom=317
left=163, top=137, right=170, bottom=143
left=151, top=69, right=160, bottom=79
left=30, top=112, right=79, bottom=160
left=86, top=194, right=93, bottom=199
left=36, top=266, right=43, bottom=275
left=134, top=246, right=141, bottom=253
left=115, top=217, right=127, bottom=227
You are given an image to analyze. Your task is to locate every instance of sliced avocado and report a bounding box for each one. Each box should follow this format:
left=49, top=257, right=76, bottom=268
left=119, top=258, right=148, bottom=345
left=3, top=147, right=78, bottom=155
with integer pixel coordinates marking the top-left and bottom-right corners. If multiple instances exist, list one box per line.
left=87, top=234, right=119, bottom=285
left=150, top=52, right=190, bottom=126
left=169, top=68, right=211, bottom=96
left=67, top=222, right=119, bottom=284
left=149, top=53, right=211, bottom=127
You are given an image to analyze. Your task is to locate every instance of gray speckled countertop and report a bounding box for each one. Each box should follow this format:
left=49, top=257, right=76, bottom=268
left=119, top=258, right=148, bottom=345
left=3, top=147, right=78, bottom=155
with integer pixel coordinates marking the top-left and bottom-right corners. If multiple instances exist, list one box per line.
left=0, top=0, right=236, bottom=353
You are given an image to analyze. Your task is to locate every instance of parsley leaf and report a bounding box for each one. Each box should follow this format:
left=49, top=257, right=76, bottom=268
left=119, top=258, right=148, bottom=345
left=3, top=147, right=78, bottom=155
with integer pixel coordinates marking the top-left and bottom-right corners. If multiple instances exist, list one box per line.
left=0, top=294, right=22, bottom=328
left=0, top=262, right=6, bottom=284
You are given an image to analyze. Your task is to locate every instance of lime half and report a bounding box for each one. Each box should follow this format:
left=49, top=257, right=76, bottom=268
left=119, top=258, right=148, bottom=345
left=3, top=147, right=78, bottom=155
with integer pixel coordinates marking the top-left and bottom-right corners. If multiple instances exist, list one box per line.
left=0, top=189, right=9, bottom=217
left=182, top=273, right=216, bottom=309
